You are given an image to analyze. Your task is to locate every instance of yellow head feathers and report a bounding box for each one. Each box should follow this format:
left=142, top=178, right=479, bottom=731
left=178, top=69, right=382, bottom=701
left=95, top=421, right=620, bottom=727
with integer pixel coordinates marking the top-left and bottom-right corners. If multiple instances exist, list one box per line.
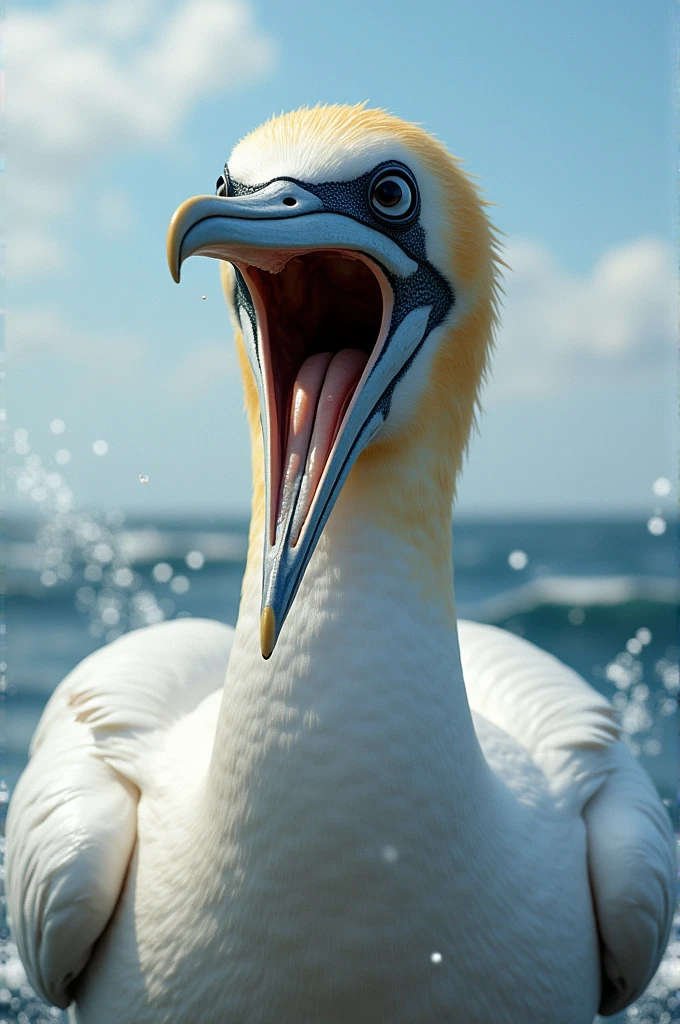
left=224, top=103, right=503, bottom=509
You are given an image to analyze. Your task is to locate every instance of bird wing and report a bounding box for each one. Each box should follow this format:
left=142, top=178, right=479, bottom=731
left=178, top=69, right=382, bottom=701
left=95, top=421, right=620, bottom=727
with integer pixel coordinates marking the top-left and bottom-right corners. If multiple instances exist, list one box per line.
left=457, top=619, right=676, bottom=1016
left=6, top=617, right=234, bottom=1009
left=583, top=740, right=676, bottom=1014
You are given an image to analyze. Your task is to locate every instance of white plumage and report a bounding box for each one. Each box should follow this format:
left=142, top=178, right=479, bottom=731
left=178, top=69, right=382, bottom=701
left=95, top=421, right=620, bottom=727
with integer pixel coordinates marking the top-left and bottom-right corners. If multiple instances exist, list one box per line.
left=8, top=591, right=675, bottom=1021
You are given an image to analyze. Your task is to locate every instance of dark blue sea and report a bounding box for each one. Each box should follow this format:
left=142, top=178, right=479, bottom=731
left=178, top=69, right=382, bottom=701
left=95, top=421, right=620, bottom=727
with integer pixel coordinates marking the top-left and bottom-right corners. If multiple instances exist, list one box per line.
left=1, top=513, right=678, bottom=1022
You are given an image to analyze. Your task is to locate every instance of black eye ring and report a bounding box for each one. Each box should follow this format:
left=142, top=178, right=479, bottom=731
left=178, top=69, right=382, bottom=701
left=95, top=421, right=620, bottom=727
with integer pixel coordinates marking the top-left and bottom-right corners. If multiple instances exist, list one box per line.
left=368, top=166, right=419, bottom=223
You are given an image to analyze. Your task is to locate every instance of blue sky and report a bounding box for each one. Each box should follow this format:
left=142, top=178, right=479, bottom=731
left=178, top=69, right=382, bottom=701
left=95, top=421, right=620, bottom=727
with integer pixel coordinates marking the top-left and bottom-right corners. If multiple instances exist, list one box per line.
left=9, top=0, right=676, bottom=517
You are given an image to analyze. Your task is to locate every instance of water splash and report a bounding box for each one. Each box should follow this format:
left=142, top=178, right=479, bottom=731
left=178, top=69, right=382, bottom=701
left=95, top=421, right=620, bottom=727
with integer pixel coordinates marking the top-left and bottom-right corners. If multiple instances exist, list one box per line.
left=603, top=632, right=678, bottom=763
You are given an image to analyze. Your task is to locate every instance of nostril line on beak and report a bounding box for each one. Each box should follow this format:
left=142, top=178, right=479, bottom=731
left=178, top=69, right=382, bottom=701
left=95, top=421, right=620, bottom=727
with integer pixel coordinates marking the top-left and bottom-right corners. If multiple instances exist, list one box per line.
left=282, top=197, right=297, bottom=207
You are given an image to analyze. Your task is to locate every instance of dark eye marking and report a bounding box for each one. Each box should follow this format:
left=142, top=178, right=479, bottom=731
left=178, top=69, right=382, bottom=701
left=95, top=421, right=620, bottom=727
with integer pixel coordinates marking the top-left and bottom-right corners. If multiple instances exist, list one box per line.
left=368, top=166, right=418, bottom=222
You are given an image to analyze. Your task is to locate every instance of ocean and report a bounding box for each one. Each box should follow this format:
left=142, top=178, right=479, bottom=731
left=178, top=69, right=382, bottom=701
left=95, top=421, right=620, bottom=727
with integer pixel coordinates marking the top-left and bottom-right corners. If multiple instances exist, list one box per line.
left=1, top=513, right=678, bottom=1022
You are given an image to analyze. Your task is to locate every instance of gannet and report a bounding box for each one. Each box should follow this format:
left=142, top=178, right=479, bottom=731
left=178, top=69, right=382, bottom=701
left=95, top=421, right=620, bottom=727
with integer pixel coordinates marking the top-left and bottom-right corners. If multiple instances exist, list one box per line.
left=7, top=104, right=676, bottom=1024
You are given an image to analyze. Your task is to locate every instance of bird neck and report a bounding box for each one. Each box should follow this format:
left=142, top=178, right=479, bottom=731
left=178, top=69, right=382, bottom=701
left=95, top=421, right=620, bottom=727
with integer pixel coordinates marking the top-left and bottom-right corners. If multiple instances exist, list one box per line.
left=205, top=458, right=493, bottom=849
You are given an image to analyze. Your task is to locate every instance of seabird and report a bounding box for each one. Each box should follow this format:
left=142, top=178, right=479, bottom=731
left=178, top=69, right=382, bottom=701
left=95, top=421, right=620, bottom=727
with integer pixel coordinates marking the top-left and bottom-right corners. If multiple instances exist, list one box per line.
left=7, top=103, right=676, bottom=1023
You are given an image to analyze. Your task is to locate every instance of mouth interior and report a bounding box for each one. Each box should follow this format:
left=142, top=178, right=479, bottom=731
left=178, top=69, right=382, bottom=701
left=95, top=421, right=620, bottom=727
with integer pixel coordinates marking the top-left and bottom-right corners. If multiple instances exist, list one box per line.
left=245, top=250, right=384, bottom=542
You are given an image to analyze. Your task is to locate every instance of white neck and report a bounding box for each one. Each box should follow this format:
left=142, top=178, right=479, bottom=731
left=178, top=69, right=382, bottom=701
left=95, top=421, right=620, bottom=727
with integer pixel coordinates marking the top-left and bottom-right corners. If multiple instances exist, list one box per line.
left=204, top=490, right=493, bottom=859
left=187, top=493, right=501, bottom=1008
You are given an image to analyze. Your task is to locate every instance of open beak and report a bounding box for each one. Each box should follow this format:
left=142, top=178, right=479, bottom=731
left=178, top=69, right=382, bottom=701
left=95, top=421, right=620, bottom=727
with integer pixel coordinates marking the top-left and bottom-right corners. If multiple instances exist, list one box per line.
left=167, top=180, right=431, bottom=657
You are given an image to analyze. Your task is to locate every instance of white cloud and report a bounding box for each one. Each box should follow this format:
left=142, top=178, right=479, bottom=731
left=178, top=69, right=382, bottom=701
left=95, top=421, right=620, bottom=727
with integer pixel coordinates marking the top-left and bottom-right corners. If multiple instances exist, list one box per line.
left=8, top=0, right=277, bottom=277
left=10, top=308, right=238, bottom=398
left=8, top=307, right=145, bottom=374
left=10, top=0, right=275, bottom=170
left=489, top=236, right=676, bottom=402
left=167, top=342, right=239, bottom=397
left=8, top=229, right=70, bottom=280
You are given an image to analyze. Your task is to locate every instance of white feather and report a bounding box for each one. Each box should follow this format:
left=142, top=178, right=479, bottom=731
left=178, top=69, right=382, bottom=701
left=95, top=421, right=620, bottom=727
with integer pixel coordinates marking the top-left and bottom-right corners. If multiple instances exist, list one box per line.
left=6, top=618, right=233, bottom=1008
left=7, top=576, right=676, bottom=1020
left=459, top=619, right=677, bottom=1014
left=584, top=741, right=676, bottom=1014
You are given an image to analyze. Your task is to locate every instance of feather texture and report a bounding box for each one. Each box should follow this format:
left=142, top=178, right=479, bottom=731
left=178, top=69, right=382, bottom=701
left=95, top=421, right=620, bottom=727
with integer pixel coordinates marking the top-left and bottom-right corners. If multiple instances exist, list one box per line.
left=584, top=741, right=676, bottom=1014
left=458, top=619, right=676, bottom=1015
left=6, top=619, right=233, bottom=1007
left=458, top=620, right=620, bottom=808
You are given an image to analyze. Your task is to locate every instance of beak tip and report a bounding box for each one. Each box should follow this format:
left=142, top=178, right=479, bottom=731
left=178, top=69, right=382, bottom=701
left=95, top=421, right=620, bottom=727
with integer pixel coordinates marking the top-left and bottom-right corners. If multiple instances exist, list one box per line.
left=260, top=605, right=277, bottom=659
left=166, top=241, right=181, bottom=283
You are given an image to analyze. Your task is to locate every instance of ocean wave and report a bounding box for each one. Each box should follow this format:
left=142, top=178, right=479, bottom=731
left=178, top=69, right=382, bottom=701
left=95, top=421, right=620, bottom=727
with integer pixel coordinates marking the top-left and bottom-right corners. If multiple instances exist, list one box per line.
left=461, top=575, right=679, bottom=623
left=114, top=528, right=248, bottom=565
left=6, top=528, right=249, bottom=573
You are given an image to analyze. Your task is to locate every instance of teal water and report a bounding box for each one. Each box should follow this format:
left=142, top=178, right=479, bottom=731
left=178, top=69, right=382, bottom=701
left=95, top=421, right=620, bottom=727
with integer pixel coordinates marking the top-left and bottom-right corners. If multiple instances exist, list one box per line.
left=1, top=514, right=678, bottom=1022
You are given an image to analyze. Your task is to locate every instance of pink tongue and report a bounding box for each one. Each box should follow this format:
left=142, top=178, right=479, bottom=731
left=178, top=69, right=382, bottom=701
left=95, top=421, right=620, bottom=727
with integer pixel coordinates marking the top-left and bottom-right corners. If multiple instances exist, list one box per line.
left=278, top=349, right=368, bottom=543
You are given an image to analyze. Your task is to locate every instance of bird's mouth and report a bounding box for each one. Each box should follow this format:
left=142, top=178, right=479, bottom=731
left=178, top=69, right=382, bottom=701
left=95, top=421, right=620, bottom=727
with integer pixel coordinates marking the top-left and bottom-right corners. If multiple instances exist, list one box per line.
left=167, top=184, right=429, bottom=657
left=240, top=250, right=393, bottom=550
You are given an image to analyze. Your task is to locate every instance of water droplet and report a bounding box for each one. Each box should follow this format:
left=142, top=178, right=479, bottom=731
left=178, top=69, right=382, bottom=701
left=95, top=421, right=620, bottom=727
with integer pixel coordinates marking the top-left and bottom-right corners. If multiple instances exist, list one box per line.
left=101, top=607, right=120, bottom=626
left=430, top=952, right=442, bottom=964
left=201, top=294, right=207, bottom=301
left=92, top=440, right=108, bottom=456
left=508, top=549, right=528, bottom=570
left=55, top=448, right=71, bottom=465
left=652, top=476, right=672, bottom=498
left=50, top=418, right=65, bottom=434
left=106, top=507, right=125, bottom=527
left=138, top=473, right=149, bottom=484
left=626, top=638, right=642, bottom=656
left=113, top=567, right=135, bottom=588
left=170, top=574, right=190, bottom=595
left=185, top=550, right=205, bottom=570
left=152, top=562, right=173, bottom=584
left=636, top=627, right=652, bottom=645
left=40, top=569, right=57, bottom=587
left=647, top=516, right=666, bottom=536
left=92, top=543, right=114, bottom=563
left=568, top=607, right=585, bottom=626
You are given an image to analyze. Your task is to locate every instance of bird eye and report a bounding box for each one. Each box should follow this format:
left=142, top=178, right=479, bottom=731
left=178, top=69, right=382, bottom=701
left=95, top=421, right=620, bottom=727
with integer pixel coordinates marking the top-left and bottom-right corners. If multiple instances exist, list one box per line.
left=369, top=169, right=417, bottom=221
left=216, top=175, right=227, bottom=197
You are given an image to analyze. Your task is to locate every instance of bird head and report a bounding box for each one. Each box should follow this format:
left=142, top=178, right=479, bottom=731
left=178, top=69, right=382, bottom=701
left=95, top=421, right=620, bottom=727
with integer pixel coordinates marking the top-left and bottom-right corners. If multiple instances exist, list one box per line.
left=167, top=103, right=501, bottom=658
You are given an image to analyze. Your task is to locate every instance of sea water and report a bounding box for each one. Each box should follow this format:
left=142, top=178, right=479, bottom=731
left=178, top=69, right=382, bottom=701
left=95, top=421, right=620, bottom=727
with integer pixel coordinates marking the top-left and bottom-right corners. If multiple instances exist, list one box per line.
left=1, top=513, right=678, bottom=1022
